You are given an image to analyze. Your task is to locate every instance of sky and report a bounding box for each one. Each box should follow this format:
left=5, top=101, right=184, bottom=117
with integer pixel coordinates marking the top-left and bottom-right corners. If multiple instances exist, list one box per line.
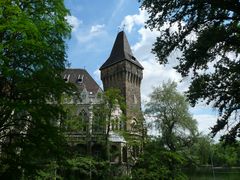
left=64, top=0, right=219, bottom=137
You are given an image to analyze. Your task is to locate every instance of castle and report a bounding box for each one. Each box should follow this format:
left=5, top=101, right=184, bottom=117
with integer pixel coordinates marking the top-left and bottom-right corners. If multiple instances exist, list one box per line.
left=62, top=31, right=143, bottom=168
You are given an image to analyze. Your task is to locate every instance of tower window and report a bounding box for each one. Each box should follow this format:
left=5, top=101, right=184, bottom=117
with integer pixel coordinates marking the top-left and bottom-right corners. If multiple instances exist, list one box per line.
left=133, top=94, right=137, bottom=104
left=64, top=74, right=70, bottom=82
left=79, top=110, right=88, bottom=132
left=77, top=74, right=84, bottom=83
left=131, top=55, right=136, bottom=61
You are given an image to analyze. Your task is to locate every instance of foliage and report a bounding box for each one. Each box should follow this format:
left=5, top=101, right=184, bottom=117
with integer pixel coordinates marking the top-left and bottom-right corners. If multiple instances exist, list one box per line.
left=145, top=81, right=197, bottom=151
left=92, top=88, right=126, bottom=160
left=212, top=142, right=240, bottom=167
left=132, top=81, right=198, bottom=179
left=63, top=156, right=110, bottom=180
left=132, top=139, right=186, bottom=180
left=189, top=134, right=212, bottom=166
left=140, top=0, right=240, bottom=143
left=0, top=0, right=71, bottom=178
left=35, top=161, right=62, bottom=180
left=62, top=104, right=85, bottom=132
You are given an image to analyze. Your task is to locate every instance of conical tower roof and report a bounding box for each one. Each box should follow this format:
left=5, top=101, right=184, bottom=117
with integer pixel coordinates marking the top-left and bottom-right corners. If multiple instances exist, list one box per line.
left=100, top=31, right=143, bottom=70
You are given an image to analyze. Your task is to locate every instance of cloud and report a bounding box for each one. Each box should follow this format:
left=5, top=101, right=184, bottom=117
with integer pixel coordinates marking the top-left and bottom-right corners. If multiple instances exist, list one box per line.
left=90, top=24, right=105, bottom=33
left=66, top=15, right=82, bottom=32
left=119, top=9, right=219, bottom=136
left=65, top=15, right=105, bottom=44
left=109, top=0, right=125, bottom=23
left=76, top=24, right=106, bottom=43
left=93, top=69, right=103, bottom=89
left=130, top=25, right=182, bottom=101
left=120, top=9, right=148, bottom=32
left=193, top=114, right=217, bottom=134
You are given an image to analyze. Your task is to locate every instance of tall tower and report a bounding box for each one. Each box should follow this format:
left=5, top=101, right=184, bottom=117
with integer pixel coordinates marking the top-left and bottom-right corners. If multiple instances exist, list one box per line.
left=100, top=31, right=143, bottom=131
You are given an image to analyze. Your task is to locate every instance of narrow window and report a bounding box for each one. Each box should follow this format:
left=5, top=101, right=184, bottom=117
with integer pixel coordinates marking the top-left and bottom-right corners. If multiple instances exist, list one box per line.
left=79, top=110, right=88, bottom=132
left=64, top=74, right=70, bottom=82
left=77, top=74, right=84, bottom=83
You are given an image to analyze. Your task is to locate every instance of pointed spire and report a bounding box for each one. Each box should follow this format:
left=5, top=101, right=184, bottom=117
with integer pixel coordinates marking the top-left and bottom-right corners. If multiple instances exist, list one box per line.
left=100, top=31, right=143, bottom=70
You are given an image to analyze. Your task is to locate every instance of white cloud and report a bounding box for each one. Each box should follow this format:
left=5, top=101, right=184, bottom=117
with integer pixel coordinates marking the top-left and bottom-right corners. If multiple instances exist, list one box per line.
left=130, top=25, right=182, bottom=101
left=76, top=24, right=106, bottom=43
left=120, top=9, right=220, bottom=136
left=90, top=24, right=105, bottom=33
left=66, top=15, right=82, bottom=32
left=193, top=114, right=217, bottom=134
left=93, top=69, right=103, bottom=89
left=109, top=0, right=125, bottom=24
left=121, top=9, right=148, bottom=33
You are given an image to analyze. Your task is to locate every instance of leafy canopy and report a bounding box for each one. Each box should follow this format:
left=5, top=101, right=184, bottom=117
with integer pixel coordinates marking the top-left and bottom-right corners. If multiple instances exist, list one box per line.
left=140, top=0, right=240, bottom=142
left=145, top=81, right=197, bottom=151
left=132, top=140, right=186, bottom=180
left=0, top=0, right=71, bottom=178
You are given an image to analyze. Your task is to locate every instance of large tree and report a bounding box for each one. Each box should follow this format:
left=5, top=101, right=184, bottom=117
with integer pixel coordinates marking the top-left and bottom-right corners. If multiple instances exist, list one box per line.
left=0, top=0, right=71, bottom=178
left=145, top=81, right=197, bottom=151
left=92, top=88, right=126, bottom=161
left=133, top=81, right=197, bottom=179
left=140, top=0, right=240, bottom=142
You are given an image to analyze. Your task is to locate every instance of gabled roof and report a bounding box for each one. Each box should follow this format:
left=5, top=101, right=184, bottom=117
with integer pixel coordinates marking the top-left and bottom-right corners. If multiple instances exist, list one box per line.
left=62, top=69, right=102, bottom=94
left=100, top=31, right=143, bottom=70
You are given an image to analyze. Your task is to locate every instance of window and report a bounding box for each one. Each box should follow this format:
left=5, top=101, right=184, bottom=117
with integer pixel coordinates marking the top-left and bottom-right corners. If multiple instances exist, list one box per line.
left=133, top=94, right=137, bottom=104
left=77, top=74, right=84, bottom=83
left=131, top=55, right=136, bottom=61
left=64, top=74, right=70, bottom=82
left=130, top=118, right=137, bottom=131
left=79, top=110, right=88, bottom=132
left=92, top=111, right=104, bottom=133
left=122, top=146, right=127, bottom=162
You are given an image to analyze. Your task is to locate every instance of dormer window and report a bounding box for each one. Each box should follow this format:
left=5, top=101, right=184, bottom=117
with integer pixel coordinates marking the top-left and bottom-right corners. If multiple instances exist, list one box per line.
left=77, top=74, right=84, bottom=83
left=131, top=55, right=136, bottom=61
left=64, top=74, right=70, bottom=82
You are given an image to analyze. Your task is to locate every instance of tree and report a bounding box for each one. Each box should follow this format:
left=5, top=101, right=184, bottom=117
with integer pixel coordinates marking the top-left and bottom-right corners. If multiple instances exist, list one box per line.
left=140, top=0, right=240, bottom=143
left=132, top=139, right=186, bottom=180
left=138, top=81, right=197, bottom=179
left=145, top=81, right=197, bottom=152
left=212, top=142, right=239, bottom=167
left=189, top=134, right=212, bottom=166
left=92, top=88, right=126, bottom=161
left=0, top=0, right=71, bottom=178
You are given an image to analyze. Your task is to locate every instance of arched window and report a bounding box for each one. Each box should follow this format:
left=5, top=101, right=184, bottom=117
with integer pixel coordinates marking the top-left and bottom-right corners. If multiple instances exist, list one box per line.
left=110, top=145, right=119, bottom=163
left=130, top=118, right=137, bottom=132
left=122, top=146, right=127, bottom=162
left=111, top=118, right=118, bottom=131
left=92, top=111, right=104, bottom=133
left=79, top=110, right=88, bottom=132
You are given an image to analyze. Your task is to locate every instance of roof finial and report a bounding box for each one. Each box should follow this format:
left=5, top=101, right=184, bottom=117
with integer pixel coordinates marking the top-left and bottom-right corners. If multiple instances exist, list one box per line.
left=117, top=26, right=121, bottom=32
left=118, top=24, right=126, bottom=32
left=122, top=24, right=126, bottom=32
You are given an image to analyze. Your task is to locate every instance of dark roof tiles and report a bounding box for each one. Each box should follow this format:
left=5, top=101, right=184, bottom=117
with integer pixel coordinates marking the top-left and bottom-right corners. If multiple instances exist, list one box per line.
left=63, top=69, right=102, bottom=94
left=100, top=31, right=143, bottom=70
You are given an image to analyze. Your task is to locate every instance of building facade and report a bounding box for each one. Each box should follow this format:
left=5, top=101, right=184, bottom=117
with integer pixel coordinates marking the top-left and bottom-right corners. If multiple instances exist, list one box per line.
left=63, top=31, right=143, bottom=169
left=100, top=31, right=143, bottom=131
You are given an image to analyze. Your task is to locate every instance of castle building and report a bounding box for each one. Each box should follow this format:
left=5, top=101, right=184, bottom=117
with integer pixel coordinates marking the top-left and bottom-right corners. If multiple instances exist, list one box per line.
left=100, top=31, right=143, bottom=131
left=63, top=31, right=143, bottom=167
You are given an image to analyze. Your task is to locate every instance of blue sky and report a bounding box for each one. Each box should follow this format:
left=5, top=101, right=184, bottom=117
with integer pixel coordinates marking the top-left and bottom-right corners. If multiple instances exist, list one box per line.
left=64, top=0, right=219, bottom=137
left=65, top=0, right=141, bottom=74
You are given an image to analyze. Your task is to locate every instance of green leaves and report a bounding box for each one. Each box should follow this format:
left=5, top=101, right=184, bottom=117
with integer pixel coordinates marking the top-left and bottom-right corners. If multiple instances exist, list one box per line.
left=145, top=81, right=197, bottom=151
left=140, top=0, right=240, bottom=142
left=132, top=140, right=186, bottom=180
left=0, top=0, right=72, bottom=178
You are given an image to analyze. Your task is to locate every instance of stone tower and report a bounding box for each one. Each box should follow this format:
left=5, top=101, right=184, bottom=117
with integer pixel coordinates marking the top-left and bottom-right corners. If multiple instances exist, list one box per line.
left=100, top=31, right=143, bottom=131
